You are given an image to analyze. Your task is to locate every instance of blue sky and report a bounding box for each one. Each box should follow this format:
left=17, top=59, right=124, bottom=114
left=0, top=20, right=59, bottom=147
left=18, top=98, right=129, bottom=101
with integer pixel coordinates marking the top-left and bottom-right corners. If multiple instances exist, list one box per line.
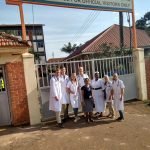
left=0, top=0, right=150, bottom=59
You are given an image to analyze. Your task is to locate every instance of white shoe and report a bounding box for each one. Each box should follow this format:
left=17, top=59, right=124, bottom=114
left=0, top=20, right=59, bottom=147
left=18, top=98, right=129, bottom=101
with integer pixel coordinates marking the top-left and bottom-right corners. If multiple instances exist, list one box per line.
left=74, top=117, right=80, bottom=123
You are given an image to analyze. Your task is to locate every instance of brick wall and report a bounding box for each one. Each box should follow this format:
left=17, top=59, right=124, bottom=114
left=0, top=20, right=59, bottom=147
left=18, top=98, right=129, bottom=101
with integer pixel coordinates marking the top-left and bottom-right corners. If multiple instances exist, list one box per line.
left=145, top=57, right=150, bottom=99
left=5, top=61, right=30, bottom=126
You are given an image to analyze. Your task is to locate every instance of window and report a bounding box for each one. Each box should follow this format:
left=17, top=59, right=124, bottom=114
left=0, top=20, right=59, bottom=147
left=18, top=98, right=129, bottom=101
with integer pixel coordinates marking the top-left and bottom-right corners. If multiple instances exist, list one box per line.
left=36, top=29, right=43, bottom=35
left=18, top=30, right=22, bottom=36
left=37, top=41, right=44, bottom=48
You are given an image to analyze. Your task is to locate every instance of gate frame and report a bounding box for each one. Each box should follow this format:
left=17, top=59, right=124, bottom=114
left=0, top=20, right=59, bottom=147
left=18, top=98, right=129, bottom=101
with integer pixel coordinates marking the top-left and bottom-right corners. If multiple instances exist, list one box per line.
left=0, top=65, right=11, bottom=126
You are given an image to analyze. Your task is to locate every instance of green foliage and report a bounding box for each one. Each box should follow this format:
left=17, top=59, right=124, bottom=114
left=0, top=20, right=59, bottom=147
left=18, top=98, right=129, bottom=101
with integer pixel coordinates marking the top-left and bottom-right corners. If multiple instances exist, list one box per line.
left=92, top=43, right=132, bottom=58
left=136, top=11, right=150, bottom=35
left=61, top=42, right=78, bottom=54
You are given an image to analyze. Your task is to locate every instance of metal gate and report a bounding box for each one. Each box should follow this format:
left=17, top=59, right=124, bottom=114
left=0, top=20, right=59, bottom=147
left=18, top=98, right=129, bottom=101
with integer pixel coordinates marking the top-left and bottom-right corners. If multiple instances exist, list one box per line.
left=0, top=65, right=11, bottom=126
left=35, top=56, right=137, bottom=121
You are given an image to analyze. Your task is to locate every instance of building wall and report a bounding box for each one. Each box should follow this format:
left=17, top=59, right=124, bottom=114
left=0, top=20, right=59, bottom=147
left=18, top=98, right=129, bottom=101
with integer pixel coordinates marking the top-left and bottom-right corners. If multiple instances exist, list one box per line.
left=145, top=57, right=150, bottom=99
left=5, top=61, right=30, bottom=126
left=0, top=25, right=46, bottom=64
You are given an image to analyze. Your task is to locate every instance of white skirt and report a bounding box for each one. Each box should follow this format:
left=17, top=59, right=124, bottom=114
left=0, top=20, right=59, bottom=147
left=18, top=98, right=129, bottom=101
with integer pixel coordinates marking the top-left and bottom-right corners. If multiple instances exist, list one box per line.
left=94, top=95, right=106, bottom=112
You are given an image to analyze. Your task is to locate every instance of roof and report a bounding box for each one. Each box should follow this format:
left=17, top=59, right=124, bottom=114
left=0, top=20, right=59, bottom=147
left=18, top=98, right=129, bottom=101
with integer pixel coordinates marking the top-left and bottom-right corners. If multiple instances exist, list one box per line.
left=0, top=32, right=30, bottom=47
left=66, top=24, right=150, bottom=60
left=0, top=24, right=45, bottom=27
left=47, top=57, right=65, bottom=63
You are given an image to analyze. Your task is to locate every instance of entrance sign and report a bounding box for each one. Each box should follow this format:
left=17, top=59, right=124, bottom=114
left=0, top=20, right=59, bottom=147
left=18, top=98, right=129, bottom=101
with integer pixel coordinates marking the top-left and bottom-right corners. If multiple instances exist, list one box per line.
left=6, top=0, right=132, bottom=12
left=5, top=0, right=137, bottom=48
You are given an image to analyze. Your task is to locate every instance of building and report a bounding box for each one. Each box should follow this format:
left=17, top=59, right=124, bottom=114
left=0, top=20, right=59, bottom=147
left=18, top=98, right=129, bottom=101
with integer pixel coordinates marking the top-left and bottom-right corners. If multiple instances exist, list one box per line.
left=0, top=24, right=46, bottom=64
left=66, top=24, right=150, bottom=61
left=47, top=57, right=66, bottom=63
left=0, top=32, right=30, bottom=126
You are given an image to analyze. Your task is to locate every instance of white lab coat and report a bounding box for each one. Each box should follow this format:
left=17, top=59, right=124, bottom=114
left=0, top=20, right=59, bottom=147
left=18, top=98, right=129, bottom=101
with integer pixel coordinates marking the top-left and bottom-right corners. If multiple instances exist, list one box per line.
left=77, top=74, right=89, bottom=102
left=49, top=76, right=62, bottom=112
left=91, top=79, right=105, bottom=112
left=67, top=81, right=80, bottom=108
left=103, top=81, right=112, bottom=102
left=77, top=74, right=89, bottom=88
left=60, top=75, right=70, bottom=104
left=111, top=79, right=125, bottom=111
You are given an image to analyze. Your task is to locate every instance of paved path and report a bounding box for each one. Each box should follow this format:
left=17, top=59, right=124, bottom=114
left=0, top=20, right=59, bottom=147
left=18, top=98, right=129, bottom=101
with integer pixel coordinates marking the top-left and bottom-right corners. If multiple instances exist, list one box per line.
left=0, top=101, right=150, bottom=150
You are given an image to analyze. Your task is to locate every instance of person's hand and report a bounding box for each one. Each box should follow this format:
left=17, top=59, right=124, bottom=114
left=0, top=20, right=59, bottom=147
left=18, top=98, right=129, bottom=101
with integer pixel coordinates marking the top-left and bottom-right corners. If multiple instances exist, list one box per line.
left=82, top=101, right=85, bottom=106
left=55, top=96, right=59, bottom=101
left=109, top=95, right=112, bottom=101
left=111, top=96, right=114, bottom=100
left=120, top=96, right=123, bottom=101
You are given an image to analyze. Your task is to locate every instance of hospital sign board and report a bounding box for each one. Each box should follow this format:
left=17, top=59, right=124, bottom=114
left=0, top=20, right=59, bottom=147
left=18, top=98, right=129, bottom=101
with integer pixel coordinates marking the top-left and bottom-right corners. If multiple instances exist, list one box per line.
left=6, top=0, right=132, bottom=12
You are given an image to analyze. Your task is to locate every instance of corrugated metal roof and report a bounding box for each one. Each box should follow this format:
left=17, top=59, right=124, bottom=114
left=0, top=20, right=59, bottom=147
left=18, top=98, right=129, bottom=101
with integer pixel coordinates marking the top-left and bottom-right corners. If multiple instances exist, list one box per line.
left=0, top=32, right=30, bottom=47
left=66, top=24, right=150, bottom=60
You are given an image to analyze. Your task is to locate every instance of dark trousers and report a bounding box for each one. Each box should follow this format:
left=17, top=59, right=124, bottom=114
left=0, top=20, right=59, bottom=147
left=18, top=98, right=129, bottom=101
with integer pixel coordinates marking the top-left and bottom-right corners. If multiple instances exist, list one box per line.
left=119, top=110, right=124, bottom=119
left=73, top=108, right=78, bottom=117
left=62, top=104, right=69, bottom=119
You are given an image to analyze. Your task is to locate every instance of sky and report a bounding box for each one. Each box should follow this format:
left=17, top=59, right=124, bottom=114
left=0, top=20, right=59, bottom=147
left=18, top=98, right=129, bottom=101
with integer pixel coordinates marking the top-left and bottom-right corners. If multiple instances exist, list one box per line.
left=0, top=0, right=150, bottom=59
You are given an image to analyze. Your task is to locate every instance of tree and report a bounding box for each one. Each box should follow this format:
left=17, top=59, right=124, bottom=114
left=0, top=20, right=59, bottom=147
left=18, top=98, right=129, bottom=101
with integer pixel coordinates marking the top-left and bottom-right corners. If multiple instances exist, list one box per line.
left=61, top=42, right=77, bottom=54
left=136, top=11, right=150, bottom=36
left=136, top=18, right=146, bottom=30
left=91, top=43, right=132, bottom=59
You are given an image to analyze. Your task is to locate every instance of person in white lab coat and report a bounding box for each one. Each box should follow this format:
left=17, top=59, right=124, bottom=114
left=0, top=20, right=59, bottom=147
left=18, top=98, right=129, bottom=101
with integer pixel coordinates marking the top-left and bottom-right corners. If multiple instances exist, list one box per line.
left=60, top=67, right=70, bottom=122
left=67, top=73, right=80, bottom=123
left=49, top=67, right=64, bottom=128
left=91, top=72, right=105, bottom=118
left=77, top=66, right=89, bottom=116
left=103, top=75, right=115, bottom=119
left=111, top=73, right=125, bottom=121
left=77, top=66, right=89, bottom=89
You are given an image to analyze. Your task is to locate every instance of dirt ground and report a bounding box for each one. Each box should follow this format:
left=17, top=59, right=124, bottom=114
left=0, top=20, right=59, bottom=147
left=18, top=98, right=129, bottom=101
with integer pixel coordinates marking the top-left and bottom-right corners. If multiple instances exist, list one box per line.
left=0, top=100, right=150, bottom=150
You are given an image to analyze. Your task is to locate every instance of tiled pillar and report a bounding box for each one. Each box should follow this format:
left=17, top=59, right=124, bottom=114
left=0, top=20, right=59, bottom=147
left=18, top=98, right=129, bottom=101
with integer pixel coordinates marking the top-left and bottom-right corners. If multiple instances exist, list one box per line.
left=133, top=48, right=148, bottom=100
left=22, top=53, right=41, bottom=125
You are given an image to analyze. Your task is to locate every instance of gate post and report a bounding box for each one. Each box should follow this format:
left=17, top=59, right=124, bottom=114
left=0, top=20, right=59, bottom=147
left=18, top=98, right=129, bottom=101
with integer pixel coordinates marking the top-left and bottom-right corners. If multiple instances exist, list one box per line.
left=22, top=53, right=41, bottom=125
left=91, top=59, right=95, bottom=78
left=133, top=48, right=147, bottom=100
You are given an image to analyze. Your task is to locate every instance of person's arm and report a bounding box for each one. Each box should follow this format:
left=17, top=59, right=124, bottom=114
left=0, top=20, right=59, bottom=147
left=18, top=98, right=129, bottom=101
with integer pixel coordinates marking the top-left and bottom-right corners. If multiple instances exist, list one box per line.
left=120, top=81, right=125, bottom=101
left=108, top=84, right=113, bottom=101
left=50, top=78, right=58, bottom=101
left=110, top=88, right=114, bottom=100
left=81, top=87, right=85, bottom=105
left=120, top=88, right=125, bottom=101
left=66, top=82, right=75, bottom=94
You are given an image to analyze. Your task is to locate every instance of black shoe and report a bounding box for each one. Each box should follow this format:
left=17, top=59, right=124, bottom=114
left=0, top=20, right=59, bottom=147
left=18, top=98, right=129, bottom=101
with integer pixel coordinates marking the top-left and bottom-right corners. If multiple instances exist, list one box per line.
left=94, top=112, right=100, bottom=116
left=99, top=112, right=104, bottom=117
left=116, top=117, right=124, bottom=121
left=89, top=118, right=94, bottom=122
left=62, top=118, right=67, bottom=123
left=58, top=123, right=64, bottom=128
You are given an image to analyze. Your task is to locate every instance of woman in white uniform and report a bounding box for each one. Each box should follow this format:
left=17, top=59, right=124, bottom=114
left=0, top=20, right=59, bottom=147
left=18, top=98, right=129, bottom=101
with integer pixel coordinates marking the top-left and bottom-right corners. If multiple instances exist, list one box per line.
left=49, top=67, right=64, bottom=128
left=67, top=73, right=80, bottom=122
left=60, top=67, right=70, bottom=121
left=103, top=75, right=115, bottom=118
left=111, top=73, right=125, bottom=121
left=91, top=72, right=105, bottom=118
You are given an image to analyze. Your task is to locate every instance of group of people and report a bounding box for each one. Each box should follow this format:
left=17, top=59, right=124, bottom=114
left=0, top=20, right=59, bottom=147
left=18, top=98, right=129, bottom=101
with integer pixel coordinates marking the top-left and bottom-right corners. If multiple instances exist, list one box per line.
left=49, top=66, right=125, bottom=128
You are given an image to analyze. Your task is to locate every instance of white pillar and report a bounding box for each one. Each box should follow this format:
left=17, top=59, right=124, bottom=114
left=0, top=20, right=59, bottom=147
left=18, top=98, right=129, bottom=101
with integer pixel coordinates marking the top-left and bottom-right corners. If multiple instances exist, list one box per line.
left=22, top=53, right=41, bottom=125
left=133, top=48, right=148, bottom=100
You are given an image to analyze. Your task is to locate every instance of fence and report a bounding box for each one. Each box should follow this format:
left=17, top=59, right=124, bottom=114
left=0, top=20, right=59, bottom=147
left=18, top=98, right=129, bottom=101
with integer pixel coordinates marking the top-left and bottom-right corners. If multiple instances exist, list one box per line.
left=35, top=55, right=137, bottom=121
left=36, top=55, right=134, bottom=88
